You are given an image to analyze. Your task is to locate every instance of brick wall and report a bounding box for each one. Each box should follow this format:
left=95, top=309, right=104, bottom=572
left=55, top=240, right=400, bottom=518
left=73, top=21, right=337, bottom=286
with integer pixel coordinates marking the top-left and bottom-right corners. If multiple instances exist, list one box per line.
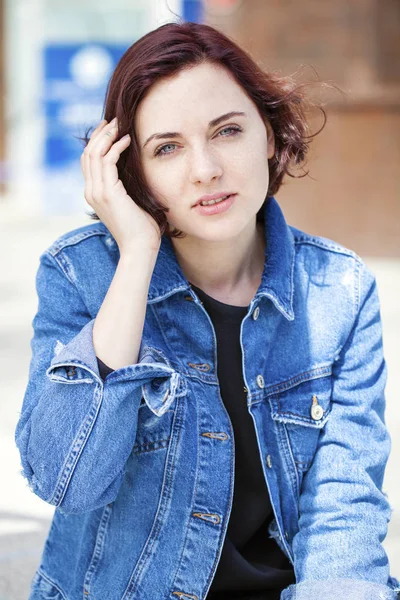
left=205, top=0, right=400, bottom=256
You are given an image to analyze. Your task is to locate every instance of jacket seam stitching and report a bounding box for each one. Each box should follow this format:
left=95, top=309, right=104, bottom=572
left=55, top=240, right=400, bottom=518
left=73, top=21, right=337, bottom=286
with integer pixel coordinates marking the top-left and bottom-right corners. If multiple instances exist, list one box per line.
left=42, top=250, right=81, bottom=293
left=278, top=421, right=300, bottom=509
left=333, top=259, right=363, bottom=362
left=48, top=228, right=108, bottom=257
left=292, top=235, right=362, bottom=261
left=36, top=569, right=68, bottom=600
left=263, top=365, right=332, bottom=396
left=151, top=305, right=181, bottom=361
left=83, top=503, right=113, bottom=595
left=49, top=383, right=103, bottom=506
left=122, top=398, right=185, bottom=599
left=169, top=402, right=202, bottom=597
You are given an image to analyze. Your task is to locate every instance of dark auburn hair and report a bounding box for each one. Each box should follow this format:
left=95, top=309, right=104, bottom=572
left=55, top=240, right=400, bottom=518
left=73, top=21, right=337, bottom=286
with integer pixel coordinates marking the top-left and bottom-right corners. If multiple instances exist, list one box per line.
left=83, top=21, right=325, bottom=238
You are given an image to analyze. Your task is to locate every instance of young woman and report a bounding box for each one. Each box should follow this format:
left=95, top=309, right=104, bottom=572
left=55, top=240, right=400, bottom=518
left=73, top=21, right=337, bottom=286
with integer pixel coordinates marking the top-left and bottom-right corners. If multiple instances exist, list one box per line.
left=16, top=21, right=399, bottom=600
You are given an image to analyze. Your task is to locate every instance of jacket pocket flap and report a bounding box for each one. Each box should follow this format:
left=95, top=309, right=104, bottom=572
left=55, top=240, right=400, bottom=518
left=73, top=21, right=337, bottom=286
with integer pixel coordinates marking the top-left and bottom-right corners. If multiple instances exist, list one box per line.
left=267, top=367, right=332, bottom=428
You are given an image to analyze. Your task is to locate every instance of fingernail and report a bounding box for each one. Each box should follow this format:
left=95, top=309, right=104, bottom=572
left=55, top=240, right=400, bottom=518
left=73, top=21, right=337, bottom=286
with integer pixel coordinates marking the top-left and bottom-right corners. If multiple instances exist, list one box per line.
left=111, top=117, right=118, bottom=126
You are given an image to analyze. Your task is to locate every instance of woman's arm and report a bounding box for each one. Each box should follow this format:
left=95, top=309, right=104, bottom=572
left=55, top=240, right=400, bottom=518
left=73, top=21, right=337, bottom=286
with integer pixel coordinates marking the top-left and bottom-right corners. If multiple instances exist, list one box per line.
left=14, top=116, right=175, bottom=514
left=14, top=247, right=177, bottom=515
left=93, top=247, right=158, bottom=370
left=282, top=261, right=398, bottom=599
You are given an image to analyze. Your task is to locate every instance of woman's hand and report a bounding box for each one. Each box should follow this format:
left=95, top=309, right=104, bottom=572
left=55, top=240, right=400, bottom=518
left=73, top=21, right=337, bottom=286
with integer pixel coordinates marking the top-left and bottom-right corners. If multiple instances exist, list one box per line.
left=81, top=118, right=162, bottom=255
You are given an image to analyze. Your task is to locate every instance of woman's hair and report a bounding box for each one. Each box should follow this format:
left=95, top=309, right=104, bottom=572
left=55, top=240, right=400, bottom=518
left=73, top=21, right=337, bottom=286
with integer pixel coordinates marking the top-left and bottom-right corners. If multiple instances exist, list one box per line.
left=83, top=21, right=325, bottom=237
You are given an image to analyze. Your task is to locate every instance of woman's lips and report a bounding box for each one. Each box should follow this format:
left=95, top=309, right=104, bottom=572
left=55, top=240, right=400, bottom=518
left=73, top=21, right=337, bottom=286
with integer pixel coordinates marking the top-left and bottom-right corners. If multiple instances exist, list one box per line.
left=194, top=193, right=236, bottom=216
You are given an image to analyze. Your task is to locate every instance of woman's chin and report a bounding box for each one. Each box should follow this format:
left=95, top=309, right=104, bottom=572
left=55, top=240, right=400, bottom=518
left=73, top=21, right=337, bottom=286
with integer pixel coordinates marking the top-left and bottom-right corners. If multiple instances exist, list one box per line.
left=171, top=225, right=251, bottom=246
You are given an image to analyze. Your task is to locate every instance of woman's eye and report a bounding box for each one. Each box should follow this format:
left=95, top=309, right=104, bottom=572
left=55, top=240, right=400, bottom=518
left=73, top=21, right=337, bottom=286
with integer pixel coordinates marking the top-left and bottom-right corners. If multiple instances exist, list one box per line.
left=217, top=126, right=242, bottom=137
left=155, top=143, right=177, bottom=157
left=154, top=143, right=177, bottom=157
left=154, top=126, right=241, bottom=157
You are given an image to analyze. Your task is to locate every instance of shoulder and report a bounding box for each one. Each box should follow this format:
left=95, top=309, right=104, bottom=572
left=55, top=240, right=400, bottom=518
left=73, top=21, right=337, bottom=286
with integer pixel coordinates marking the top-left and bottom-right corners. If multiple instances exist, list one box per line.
left=289, top=225, right=376, bottom=313
left=290, top=225, right=361, bottom=262
left=44, top=221, right=113, bottom=258
left=289, top=224, right=372, bottom=277
left=39, top=223, right=119, bottom=306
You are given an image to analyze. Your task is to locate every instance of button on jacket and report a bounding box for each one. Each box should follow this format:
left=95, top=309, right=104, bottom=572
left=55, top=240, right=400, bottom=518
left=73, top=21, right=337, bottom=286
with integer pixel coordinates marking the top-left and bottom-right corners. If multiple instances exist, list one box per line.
left=15, top=197, right=399, bottom=600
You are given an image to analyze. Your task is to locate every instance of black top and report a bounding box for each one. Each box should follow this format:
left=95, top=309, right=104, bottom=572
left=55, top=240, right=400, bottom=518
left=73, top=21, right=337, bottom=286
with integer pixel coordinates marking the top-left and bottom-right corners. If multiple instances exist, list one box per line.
left=96, top=283, right=295, bottom=599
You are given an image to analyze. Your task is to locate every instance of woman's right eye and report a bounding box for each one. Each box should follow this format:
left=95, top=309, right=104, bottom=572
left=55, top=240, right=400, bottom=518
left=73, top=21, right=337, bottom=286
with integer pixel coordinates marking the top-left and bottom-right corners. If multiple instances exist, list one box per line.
left=154, top=143, right=178, bottom=157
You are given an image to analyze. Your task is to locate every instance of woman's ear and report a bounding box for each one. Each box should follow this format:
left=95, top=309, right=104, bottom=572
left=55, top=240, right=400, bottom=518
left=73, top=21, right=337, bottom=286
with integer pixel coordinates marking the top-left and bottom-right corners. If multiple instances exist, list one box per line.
left=266, top=121, right=275, bottom=159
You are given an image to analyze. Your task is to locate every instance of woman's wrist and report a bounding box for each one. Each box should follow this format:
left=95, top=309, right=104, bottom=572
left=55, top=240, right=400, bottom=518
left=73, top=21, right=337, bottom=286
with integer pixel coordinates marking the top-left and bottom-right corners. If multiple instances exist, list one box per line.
left=118, top=243, right=160, bottom=271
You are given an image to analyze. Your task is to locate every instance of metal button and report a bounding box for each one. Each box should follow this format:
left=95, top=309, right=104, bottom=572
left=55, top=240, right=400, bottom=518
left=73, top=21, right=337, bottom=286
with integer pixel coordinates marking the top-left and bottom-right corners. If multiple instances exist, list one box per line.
left=311, top=394, right=324, bottom=420
left=266, top=454, right=272, bottom=468
left=256, top=374, right=264, bottom=388
left=252, top=306, right=260, bottom=320
left=311, top=404, right=324, bottom=420
left=285, top=531, right=289, bottom=540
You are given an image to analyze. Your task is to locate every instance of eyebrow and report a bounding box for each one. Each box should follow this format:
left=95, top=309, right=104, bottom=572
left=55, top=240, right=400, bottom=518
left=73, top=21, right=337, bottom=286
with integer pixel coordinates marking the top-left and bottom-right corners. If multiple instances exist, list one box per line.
left=141, top=111, right=246, bottom=149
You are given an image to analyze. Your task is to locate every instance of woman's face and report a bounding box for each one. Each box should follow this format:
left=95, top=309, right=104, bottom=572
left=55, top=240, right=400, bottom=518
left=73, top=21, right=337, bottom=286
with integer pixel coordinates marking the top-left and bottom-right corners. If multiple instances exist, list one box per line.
left=135, top=62, right=274, bottom=242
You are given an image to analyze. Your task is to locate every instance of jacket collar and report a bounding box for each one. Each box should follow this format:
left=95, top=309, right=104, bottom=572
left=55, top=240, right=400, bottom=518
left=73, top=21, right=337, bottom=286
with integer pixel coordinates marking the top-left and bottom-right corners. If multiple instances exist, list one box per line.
left=148, top=196, right=295, bottom=321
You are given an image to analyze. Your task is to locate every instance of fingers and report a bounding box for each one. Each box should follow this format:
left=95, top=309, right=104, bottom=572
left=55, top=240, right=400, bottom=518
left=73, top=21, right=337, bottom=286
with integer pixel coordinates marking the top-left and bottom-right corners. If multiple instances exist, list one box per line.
left=102, top=134, right=131, bottom=191
left=81, top=123, right=104, bottom=204
left=89, top=119, right=118, bottom=202
left=82, top=118, right=130, bottom=207
left=89, top=119, right=108, bottom=142
left=80, top=119, right=107, bottom=179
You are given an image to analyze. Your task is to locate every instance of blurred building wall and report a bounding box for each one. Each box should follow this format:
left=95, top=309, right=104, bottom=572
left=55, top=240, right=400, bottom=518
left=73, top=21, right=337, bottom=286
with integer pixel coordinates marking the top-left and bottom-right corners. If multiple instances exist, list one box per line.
left=2, top=0, right=399, bottom=256
left=206, top=0, right=400, bottom=257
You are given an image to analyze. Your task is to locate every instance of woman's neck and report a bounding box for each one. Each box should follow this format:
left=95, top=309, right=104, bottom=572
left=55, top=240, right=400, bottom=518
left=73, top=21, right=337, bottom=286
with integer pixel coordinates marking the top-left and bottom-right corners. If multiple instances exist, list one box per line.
left=171, top=220, right=266, bottom=306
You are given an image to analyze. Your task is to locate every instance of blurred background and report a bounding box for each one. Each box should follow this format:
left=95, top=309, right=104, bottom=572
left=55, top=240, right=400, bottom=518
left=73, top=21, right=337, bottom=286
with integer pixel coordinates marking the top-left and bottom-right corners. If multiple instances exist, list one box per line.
left=0, top=0, right=399, bottom=598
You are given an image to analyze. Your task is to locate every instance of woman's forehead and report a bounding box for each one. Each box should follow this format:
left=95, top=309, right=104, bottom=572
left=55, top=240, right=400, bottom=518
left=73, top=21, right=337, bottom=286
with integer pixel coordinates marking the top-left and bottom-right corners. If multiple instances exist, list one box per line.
left=135, top=63, right=254, bottom=135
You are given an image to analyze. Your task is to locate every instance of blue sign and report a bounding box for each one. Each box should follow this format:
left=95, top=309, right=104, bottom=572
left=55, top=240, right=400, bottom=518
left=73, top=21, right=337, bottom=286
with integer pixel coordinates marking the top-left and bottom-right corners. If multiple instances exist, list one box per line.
left=183, top=0, right=203, bottom=22
left=43, top=43, right=128, bottom=213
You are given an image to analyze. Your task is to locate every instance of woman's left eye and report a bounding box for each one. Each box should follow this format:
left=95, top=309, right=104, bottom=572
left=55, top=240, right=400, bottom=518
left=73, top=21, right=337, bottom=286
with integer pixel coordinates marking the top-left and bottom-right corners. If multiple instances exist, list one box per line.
left=217, top=126, right=242, bottom=137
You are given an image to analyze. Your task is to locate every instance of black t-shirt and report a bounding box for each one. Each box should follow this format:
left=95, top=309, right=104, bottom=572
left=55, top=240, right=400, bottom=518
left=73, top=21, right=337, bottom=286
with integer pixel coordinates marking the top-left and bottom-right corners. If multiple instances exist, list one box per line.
left=97, top=283, right=295, bottom=599
left=189, top=284, right=295, bottom=599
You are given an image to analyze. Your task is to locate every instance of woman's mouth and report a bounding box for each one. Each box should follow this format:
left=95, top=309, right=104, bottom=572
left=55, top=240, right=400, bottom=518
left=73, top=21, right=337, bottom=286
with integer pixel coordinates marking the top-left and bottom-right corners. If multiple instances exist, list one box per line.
left=194, top=194, right=236, bottom=216
left=199, top=194, right=231, bottom=206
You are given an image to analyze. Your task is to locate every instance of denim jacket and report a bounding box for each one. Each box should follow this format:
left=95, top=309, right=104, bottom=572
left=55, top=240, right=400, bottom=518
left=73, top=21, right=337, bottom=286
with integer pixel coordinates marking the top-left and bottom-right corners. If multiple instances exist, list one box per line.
left=15, top=197, right=399, bottom=600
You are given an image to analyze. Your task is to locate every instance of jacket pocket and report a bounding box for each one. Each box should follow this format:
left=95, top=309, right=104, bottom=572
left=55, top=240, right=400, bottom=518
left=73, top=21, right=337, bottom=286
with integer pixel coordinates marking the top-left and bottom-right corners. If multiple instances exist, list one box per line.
left=267, top=367, right=332, bottom=473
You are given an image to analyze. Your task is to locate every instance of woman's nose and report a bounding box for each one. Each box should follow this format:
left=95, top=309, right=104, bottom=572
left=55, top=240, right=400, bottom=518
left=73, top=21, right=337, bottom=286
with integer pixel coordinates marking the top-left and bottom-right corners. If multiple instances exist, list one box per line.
left=189, top=147, right=223, bottom=185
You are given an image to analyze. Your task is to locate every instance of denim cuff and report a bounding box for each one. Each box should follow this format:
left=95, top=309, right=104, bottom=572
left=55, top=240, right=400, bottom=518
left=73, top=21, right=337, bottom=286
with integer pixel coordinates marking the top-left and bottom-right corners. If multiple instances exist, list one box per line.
left=46, top=319, right=187, bottom=416
left=46, top=319, right=103, bottom=384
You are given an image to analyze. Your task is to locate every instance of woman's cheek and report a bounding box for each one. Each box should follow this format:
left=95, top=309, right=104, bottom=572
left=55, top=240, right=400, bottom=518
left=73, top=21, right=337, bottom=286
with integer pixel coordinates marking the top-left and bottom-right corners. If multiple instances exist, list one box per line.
left=225, top=141, right=256, bottom=171
left=146, top=166, right=176, bottom=203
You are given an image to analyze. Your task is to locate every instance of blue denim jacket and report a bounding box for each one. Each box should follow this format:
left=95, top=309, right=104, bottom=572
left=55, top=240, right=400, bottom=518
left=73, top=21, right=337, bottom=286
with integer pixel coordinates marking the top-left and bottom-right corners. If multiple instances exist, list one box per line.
left=16, top=197, right=399, bottom=600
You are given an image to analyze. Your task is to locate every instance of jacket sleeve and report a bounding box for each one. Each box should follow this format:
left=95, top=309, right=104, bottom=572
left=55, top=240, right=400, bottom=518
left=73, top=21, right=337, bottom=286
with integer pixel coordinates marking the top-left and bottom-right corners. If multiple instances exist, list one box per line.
left=281, top=261, right=399, bottom=600
left=15, top=250, right=183, bottom=514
